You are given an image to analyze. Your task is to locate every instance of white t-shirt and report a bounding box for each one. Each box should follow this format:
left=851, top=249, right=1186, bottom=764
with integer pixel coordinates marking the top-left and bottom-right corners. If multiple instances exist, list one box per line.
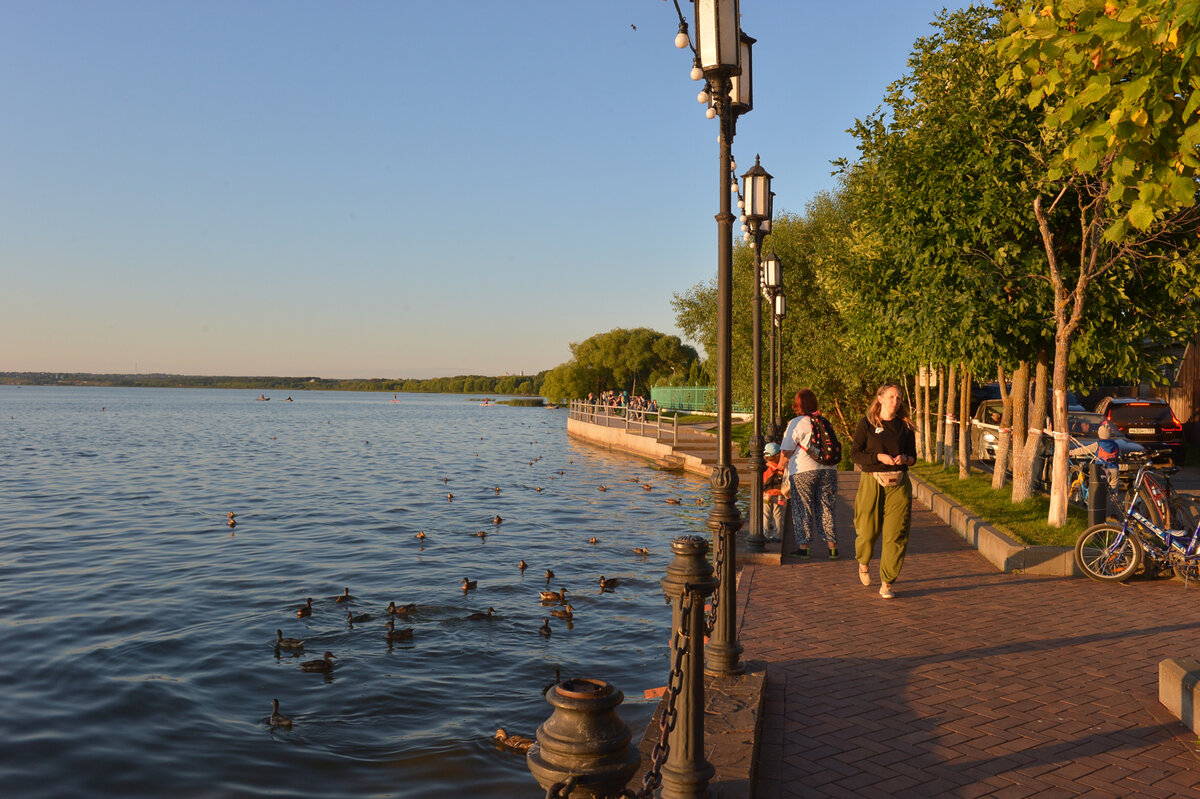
left=781, top=415, right=835, bottom=476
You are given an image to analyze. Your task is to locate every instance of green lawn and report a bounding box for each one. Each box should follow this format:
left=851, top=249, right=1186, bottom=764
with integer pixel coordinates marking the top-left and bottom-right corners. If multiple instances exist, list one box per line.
left=909, top=461, right=1087, bottom=548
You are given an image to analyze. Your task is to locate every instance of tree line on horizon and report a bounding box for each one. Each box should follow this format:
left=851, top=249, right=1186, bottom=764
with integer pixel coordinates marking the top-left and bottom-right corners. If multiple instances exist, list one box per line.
left=0, top=371, right=548, bottom=396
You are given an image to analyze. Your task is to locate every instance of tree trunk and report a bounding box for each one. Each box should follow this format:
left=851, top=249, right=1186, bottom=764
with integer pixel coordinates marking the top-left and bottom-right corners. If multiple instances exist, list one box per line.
left=923, top=363, right=933, bottom=461
left=1047, top=336, right=1073, bottom=526
left=958, top=367, right=971, bottom=479
left=935, top=365, right=946, bottom=459
left=912, top=371, right=924, bottom=459
left=991, top=363, right=1012, bottom=490
left=1012, top=351, right=1048, bottom=503
left=944, top=364, right=959, bottom=469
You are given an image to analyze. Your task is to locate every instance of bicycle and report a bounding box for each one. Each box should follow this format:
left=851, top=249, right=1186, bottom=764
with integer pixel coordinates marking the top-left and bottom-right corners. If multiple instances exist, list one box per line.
left=1074, top=458, right=1200, bottom=585
left=1065, top=447, right=1171, bottom=529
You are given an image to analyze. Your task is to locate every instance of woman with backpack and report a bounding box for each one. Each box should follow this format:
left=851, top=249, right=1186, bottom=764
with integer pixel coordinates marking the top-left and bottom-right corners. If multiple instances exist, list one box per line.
left=779, top=389, right=838, bottom=560
left=850, top=383, right=917, bottom=599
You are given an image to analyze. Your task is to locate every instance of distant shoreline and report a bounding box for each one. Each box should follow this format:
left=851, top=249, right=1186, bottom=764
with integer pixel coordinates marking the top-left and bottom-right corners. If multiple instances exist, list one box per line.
left=0, top=371, right=545, bottom=396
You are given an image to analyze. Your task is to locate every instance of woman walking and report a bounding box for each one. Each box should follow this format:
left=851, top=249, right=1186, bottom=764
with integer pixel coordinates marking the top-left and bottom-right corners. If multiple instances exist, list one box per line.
left=779, top=389, right=838, bottom=559
left=851, top=383, right=917, bottom=599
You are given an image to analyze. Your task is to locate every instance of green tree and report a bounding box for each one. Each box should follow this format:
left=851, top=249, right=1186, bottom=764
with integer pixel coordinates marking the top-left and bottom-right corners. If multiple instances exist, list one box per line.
left=540, top=328, right=699, bottom=404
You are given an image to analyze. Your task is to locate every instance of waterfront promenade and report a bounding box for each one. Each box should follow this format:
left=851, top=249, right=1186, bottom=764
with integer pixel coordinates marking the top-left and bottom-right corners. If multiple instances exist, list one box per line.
left=743, top=472, right=1200, bottom=797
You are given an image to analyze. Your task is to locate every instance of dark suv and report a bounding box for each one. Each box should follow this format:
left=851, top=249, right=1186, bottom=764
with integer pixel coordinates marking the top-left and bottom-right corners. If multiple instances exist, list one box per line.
left=1092, top=397, right=1185, bottom=465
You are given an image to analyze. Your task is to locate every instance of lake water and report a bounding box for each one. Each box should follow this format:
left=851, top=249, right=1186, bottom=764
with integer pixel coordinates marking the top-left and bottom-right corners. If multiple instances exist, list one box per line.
left=0, top=387, right=717, bottom=798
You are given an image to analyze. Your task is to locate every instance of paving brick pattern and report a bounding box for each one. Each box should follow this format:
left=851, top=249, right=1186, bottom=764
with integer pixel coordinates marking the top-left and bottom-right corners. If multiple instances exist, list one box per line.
left=743, top=472, right=1200, bottom=798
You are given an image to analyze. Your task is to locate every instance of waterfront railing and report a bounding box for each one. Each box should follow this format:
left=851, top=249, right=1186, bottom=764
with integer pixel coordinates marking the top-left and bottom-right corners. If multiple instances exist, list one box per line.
left=568, top=400, right=680, bottom=448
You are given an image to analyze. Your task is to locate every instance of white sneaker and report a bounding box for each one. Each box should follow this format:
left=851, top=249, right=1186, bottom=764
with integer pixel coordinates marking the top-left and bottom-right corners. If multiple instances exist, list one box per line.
left=879, top=583, right=894, bottom=599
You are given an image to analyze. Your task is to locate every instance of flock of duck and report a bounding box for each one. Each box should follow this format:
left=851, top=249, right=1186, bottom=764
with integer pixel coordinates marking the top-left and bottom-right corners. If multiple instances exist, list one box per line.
left=257, top=428, right=700, bottom=752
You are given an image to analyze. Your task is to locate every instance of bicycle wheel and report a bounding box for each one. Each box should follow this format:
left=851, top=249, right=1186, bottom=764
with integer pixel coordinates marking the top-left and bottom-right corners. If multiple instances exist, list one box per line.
left=1169, top=496, right=1200, bottom=533
left=1074, top=523, right=1143, bottom=582
left=1174, top=560, right=1200, bottom=584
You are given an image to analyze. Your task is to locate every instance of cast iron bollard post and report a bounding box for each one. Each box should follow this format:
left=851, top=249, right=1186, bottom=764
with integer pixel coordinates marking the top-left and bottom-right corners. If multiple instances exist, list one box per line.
left=527, top=678, right=641, bottom=798
left=659, top=535, right=719, bottom=799
left=1087, top=461, right=1107, bottom=526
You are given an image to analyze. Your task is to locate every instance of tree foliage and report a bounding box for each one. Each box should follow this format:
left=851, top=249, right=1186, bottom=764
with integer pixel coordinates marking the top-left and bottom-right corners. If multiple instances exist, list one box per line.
left=539, top=327, right=699, bottom=404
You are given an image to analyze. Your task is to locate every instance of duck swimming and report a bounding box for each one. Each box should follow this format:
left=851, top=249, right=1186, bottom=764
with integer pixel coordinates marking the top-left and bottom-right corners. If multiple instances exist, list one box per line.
left=599, top=576, right=620, bottom=590
left=493, top=515, right=503, bottom=524
left=461, top=577, right=477, bottom=591
left=387, top=601, right=416, bottom=615
left=633, top=547, right=651, bottom=557
left=333, top=587, right=354, bottom=603
left=467, top=607, right=498, bottom=620
left=587, top=537, right=599, bottom=545
left=597, top=485, right=607, bottom=492
left=538, top=618, right=552, bottom=637
left=347, top=610, right=372, bottom=625
left=518, top=560, right=528, bottom=572
left=415, top=531, right=426, bottom=540
left=385, top=619, right=414, bottom=642
left=494, top=728, right=535, bottom=752
left=268, top=699, right=293, bottom=729
left=475, top=530, right=487, bottom=538
left=494, top=486, right=501, bottom=494
left=666, top=497, right=681, bottom=505
left=296, top=597, right=313, bottom=618
left=447, top=493, right=453, bottom=501
left=544, top=569, right=554, bottom=583
left=275, top=629, right=304, bottom=650
left=227, top=512, right=236, bottom=528
left=539, top=587, right=568, bottom=603
left=550, top=604, right=574, bottom=619
left=300, top=651, right=336, bottom=673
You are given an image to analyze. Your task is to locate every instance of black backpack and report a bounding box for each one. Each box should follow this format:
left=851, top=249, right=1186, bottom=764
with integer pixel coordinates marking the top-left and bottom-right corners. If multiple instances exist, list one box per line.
left=806, top=413, right=842, bottom=466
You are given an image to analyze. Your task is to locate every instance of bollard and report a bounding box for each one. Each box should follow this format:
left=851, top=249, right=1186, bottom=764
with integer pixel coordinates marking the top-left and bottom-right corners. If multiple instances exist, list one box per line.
left=527, top=678, right=640, bottom=798
left=655, top=535, right=719, bottom=799
left=1088, top=461, right=1107, bottom=526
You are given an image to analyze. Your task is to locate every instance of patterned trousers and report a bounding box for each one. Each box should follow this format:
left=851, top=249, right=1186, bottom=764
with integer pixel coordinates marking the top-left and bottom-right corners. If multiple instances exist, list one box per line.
left=789, top=469, right=837, bottom=548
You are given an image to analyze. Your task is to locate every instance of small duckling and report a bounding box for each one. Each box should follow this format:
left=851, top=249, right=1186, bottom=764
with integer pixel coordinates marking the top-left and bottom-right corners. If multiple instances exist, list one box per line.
left=633, top=547, right=651, bottom=557
left=296, top=597, right=313, bottom=618
left=268, top=698, right=292, bottom=729
left=447, top=493, right=453, bottom=501
left=333, top=587, right=353, bottom=603
left=494, top=728, right=535, bottom=752
left=666, top=497, right=681, bottom=505
left=544, top=569, right=555, bottom=583
left=461, top=577, right=477, bottom=591
left=518, top=560, right=528, bottom=572
left=539, top=587, right=568, bottom=603
left=387, top=601, right=416, bottom=615
left=467, top=606, right=497, bottom=620
left=538, top=618, right=552, bottom=637
left=597, top=485, right=607, bottom=492
left=275, top=629, right=304, bottom=650
left=550, top=604, right=574, bottom=619
left=347, top=609, right=372, bottom=625
left=493, top=515, right=503, bottom=524
left=587, top=537, right=599, bottom=545
left=415, top=531, right=426, bottom=541
left=385, top=619, right=414, bottom=642
left=300, top=651, right=336, bottom=673
left=599, top=576, right=620, bottom=590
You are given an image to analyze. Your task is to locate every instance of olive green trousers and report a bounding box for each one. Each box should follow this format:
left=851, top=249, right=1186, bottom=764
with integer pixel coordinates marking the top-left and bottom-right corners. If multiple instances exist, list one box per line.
left=853, top=472, right=913, bottom=585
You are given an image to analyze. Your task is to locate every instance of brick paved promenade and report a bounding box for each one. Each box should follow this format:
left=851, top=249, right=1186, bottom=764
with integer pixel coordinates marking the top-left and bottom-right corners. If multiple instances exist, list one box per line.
left=742, top=472, right=1200, bottom=798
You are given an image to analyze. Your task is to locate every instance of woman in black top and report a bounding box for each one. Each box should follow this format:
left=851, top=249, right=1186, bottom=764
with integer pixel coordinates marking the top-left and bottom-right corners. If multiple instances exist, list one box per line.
left=850, top=383, right=917, bottom=599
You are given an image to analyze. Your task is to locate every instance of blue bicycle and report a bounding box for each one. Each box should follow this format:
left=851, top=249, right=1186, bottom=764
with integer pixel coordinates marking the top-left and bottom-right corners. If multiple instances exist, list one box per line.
left=1074, top=459, right=1200, bottom=584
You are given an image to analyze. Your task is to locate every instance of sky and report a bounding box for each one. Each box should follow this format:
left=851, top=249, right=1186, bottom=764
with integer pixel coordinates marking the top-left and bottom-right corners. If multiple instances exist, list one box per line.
left=2, top=0, right=972, bottom=379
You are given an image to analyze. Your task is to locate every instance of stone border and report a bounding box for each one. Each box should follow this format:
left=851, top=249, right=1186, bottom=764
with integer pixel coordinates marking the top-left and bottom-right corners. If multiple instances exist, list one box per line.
left=1159, top=658, right=1200, bottom=736
left=908, top=473, right=1080, bottom=577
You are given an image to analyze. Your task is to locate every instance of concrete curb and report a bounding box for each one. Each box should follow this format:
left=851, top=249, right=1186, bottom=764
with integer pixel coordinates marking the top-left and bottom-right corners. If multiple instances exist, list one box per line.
left=1159, top=658, right=1200, bottom=736
left=908, top=473, right=1080, bottom=577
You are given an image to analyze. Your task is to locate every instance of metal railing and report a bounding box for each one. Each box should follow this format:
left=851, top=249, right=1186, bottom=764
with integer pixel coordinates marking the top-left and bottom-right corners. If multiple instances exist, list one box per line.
left=569, top=400, right=680, bottom=448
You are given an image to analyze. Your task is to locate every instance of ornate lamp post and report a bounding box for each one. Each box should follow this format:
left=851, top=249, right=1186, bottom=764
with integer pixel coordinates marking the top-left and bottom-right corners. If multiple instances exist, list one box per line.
left=741, top=156, right=772, bottom=554
left=763, top=250, right=783, bottom=441
left=691, top=0, right=746, bottom=677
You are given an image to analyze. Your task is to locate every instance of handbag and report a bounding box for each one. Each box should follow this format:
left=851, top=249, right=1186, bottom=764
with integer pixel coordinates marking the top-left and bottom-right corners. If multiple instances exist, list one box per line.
left=872, top=471, right=903, bottom=488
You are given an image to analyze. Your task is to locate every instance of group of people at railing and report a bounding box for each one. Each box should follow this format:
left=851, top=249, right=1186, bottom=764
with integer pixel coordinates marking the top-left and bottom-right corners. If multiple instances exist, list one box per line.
left=583, top=391, right=659, bottom=420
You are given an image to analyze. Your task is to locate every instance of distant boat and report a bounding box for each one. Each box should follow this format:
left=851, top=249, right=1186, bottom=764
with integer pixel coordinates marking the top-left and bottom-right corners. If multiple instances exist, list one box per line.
left=256, top=395, right=270, bottom=401
left=480, top=399, right=494, bottom=406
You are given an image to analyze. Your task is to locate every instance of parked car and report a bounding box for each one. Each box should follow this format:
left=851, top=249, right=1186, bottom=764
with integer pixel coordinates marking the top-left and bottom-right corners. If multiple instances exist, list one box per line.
left=969, top=403, right=1145, bottom=475
left=1092, top=397, right=1185, bottom=466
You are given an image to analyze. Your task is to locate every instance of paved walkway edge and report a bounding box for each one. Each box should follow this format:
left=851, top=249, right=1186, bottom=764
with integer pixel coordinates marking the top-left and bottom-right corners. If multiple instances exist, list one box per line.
left=909, top=473, right=1080, bottom=577
left=1160, top=658, right=1200, bottom=735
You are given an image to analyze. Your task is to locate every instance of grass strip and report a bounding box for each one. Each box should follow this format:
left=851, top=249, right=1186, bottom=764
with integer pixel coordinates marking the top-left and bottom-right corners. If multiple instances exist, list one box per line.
left=910, top=461, right=1086, bottom=548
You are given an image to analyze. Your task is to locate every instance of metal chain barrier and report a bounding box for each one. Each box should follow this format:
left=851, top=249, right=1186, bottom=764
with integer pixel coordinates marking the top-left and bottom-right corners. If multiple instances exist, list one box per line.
left=540, top=591, right=693, bottom=799
left=706, top=540, right=724, bottom=635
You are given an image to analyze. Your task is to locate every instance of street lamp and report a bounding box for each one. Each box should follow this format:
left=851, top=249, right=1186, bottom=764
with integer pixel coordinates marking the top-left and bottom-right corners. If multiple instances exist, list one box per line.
left=774, top=291, right=787, bottom=438
left=763, top=249, right=783, bottom=441
left=742, top=156, right=772, bottom=554
left=692, top=0, right=745, bottom=680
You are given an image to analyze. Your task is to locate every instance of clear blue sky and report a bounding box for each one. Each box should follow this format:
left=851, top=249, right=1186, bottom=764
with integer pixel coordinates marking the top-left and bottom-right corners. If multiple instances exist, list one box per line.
left=2, top=0, right=968, bottom=379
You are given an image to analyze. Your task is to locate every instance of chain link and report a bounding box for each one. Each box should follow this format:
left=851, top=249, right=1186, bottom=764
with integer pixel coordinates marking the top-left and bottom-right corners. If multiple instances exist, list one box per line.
left=706, top=537, right=725, bottom=635
left=545, top=776, right=578, bottom=798
left=635, top=589, right=693, bottom=798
